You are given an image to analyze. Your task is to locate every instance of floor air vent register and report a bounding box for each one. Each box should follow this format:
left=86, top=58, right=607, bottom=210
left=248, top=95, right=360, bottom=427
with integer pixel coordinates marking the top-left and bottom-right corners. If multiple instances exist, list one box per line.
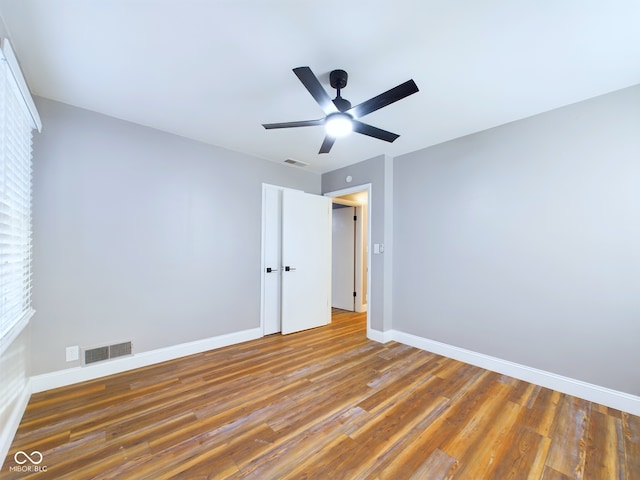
left=82, top=341, right=133, bottom=365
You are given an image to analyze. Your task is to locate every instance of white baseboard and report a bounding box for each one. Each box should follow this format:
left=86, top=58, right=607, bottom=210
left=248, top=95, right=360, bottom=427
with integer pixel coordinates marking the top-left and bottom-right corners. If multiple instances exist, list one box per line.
left=0, top=381, right=31, bottom=467
left=367, top=328, right=393, bottom=344
left=388, top=330, right=640, bottom=417
left=30, top=328, right=262, bottom=393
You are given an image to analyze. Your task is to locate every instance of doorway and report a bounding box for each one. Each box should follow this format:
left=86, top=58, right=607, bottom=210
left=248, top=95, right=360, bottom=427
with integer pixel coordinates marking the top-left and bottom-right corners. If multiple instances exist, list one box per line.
left=260, top=183, right=372, bottom=337
left=331, top=195, right=368, bottom=312
left=325, top=184, right=371, bottom=334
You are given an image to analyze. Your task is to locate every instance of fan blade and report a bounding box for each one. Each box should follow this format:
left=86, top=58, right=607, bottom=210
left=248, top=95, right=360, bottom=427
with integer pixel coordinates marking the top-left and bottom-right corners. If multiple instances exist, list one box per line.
left=262, top=119, right=324, bottom=129
left=319, top=135, right=336, bottom=154
left=352, top=120, right=400, bottom=143
left=348, top=79, right=418, bottom=118
left=293, top=67, right=338, bottom=115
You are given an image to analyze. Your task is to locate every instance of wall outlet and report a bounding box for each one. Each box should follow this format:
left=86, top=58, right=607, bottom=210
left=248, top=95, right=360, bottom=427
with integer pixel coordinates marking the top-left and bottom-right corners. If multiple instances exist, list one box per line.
left=65, top=345, right=80, bottom=362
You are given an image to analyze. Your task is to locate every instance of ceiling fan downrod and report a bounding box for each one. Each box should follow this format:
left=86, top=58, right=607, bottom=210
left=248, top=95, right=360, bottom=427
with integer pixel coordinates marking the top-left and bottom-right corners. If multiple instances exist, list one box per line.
left=330, top=69, right=351, bottom=112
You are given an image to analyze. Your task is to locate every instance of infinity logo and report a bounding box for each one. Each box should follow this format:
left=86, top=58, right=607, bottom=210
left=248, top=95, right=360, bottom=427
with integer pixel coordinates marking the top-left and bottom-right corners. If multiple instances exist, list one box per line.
left=14, top=451, right=43, bottom=465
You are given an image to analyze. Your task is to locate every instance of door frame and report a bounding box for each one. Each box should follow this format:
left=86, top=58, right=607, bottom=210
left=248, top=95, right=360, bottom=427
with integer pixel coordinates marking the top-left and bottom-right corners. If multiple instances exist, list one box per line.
left=330, top=198, right=367, bottom=313
left=324, top=183, right=372, bottom=336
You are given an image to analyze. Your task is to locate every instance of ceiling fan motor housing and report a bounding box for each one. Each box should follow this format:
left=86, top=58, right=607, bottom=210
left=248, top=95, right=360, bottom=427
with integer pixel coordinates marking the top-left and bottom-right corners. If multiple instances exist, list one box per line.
left=330, top=69, right=348, bottom=89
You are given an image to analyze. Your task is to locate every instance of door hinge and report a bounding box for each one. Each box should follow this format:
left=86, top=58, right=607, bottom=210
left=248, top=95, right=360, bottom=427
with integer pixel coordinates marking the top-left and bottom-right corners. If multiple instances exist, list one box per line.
left=353, top=215, right=357, bottom=221
left=353, top=291, right=357, bottom=297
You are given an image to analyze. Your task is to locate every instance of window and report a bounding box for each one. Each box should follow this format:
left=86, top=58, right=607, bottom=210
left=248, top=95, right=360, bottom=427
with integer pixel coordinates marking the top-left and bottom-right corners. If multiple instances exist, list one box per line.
left=0, top=38, right=41, bottom=353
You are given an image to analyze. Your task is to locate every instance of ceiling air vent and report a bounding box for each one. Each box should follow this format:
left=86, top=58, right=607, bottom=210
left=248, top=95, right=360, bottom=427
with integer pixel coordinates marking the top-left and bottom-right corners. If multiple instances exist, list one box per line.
left=284, top=158, right=309, bottom=167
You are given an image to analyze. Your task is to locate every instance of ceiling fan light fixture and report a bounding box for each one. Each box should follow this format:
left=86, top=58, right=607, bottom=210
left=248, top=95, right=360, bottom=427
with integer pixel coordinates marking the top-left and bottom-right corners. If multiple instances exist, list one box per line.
left=325, top=112, right=353, bottom=138
left=262, top=67, right=419, bottom=153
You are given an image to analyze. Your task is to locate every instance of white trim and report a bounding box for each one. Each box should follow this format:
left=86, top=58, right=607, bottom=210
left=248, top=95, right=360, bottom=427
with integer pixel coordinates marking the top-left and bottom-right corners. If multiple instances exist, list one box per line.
left=0, top=379, right=31, bottom=465
left=30, top=328, right=262, bottom=393
left=0, top=309, right=33, bottom=357
left=367, top=328, right=393, bottom=344
left=386, top=329, right=640, bottom=416
left=259, top=183, right=268, bottom=336
left=382, top=155, right=393, bottom=332
left=0, top=38, right=41, bottom=132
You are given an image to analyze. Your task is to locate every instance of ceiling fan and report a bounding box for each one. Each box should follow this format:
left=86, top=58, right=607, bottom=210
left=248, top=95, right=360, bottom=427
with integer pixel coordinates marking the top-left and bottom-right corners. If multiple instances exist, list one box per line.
left=262, top=67, right=419, bottom=154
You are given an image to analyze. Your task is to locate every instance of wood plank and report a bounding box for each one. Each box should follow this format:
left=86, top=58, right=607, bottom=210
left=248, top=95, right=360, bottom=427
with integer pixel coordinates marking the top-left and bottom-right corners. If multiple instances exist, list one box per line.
left=450, top=399, right=523, bottom=479
left=483, top=424, right=547, bottom=480
left=521, top=386, right=561, bottom=438
left=622, top=411, right=640, bottom=479
left=408, top=448, right=459, bottom=480
left=545, top=395, right=591, bottom=478
left=588, top=409, right=626, bottom=479
left=542, top=466, right=573, bottom=480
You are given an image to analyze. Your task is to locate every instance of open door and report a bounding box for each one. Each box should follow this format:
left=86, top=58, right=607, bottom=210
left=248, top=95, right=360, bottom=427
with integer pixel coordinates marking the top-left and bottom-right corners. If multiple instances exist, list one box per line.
left=332, top=205, right=356, bottom=311
left=281, top=189, right=331, bottom=334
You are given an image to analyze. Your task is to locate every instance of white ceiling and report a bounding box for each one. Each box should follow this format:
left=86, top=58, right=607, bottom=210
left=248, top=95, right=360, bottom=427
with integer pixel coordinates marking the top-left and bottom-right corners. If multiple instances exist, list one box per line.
left=1, top=0, right=639, bottom=174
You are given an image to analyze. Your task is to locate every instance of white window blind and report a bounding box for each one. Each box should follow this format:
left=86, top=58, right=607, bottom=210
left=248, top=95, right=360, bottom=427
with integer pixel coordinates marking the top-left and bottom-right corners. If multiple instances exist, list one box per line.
left=0, top=38, right=41, bottom=353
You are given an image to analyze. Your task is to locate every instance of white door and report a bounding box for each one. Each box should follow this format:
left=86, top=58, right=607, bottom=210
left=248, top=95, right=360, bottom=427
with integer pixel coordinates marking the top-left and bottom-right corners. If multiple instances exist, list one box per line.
left=281, top=189, right=332, bottom=334
left=262, top=187, right=282, bottom=335
left=332, top=205, right=355, bottom=311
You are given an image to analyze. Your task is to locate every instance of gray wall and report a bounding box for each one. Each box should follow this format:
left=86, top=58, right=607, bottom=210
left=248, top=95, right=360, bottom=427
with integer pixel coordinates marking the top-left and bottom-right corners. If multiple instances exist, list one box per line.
left=31, top=97, right=320, bottom=375
left=393, top=85, right=640, bottom=395
left=322, top=155, right=392, bottom=332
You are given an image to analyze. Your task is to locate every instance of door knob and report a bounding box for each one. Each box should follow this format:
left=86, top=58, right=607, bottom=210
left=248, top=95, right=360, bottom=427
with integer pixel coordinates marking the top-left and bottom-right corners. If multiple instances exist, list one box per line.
left=265, top=267, right=279, bottom=273
left=284, top=266, right=296, bottom=272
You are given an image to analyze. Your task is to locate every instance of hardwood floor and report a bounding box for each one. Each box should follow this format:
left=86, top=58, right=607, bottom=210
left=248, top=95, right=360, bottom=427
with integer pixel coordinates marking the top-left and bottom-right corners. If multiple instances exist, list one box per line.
left=2, top=310, right=639, bottom=479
